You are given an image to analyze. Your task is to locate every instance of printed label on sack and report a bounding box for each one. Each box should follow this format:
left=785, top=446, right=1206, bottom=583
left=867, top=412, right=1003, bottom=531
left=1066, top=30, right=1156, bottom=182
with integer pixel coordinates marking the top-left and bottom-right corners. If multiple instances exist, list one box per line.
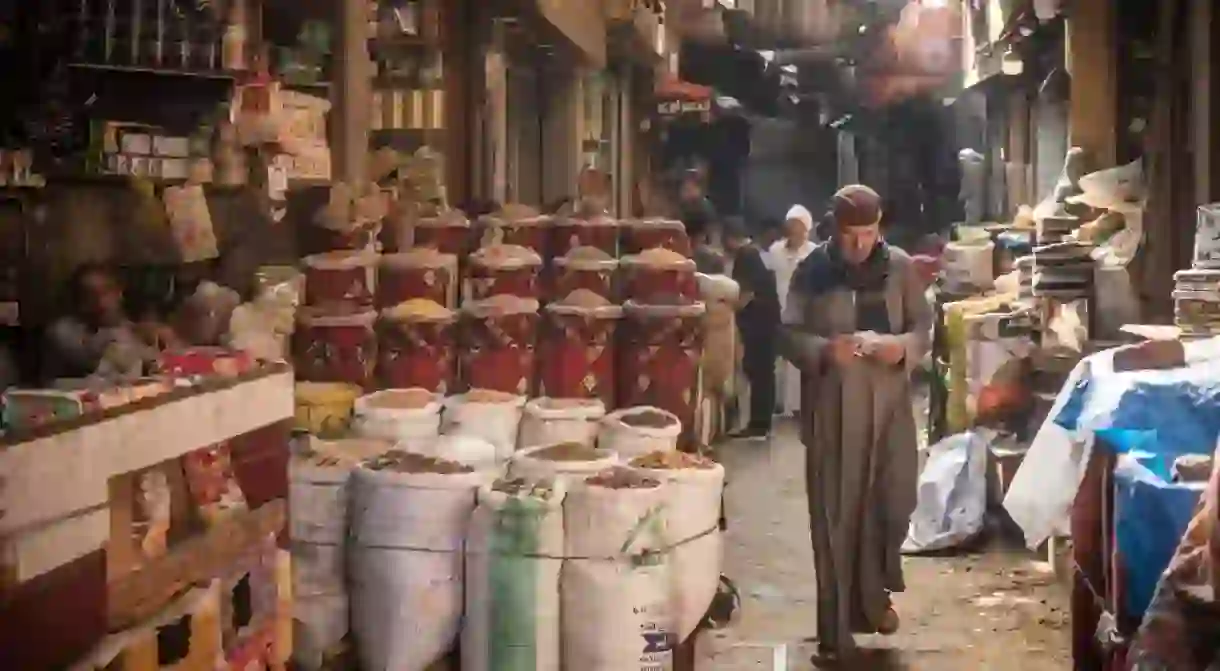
left=637, top=605, right=674, bottom=670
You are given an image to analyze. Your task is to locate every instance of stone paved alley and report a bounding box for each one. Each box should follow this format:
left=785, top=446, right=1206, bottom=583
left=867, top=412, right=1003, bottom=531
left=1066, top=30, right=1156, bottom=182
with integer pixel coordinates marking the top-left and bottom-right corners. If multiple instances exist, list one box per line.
left=700, top=417, right=1071, bottom=670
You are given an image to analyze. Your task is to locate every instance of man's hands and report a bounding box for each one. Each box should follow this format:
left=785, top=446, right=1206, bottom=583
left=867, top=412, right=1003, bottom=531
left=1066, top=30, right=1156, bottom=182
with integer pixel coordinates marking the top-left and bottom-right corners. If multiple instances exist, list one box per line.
left=826, top=335, right=860, bottom=367
left=825, top=334, right=906, bottom=367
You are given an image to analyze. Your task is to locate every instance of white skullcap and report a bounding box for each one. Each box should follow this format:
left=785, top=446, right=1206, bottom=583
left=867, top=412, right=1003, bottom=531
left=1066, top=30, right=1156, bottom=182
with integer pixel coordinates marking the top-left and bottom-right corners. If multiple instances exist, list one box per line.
left=785, top=204, right=814, bottom=233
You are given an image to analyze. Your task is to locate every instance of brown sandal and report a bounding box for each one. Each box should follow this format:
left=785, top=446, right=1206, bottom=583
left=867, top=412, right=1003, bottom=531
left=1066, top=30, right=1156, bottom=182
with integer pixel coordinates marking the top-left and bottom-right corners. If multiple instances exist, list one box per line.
left=876, top=607, right=900, bottom=635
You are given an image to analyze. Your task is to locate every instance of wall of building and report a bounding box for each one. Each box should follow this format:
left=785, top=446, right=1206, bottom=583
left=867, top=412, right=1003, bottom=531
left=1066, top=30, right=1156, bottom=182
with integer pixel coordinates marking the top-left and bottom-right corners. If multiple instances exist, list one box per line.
left=741, top=116, right=838, bottom=227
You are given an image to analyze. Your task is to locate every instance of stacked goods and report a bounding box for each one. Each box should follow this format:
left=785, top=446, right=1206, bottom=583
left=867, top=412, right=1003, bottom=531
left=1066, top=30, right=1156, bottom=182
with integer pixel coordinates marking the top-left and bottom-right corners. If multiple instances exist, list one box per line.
left=622, top=218, right=691, bottom=256
left=600, top=407, right=682, bottom=459
left=294, top=382, right=362, bottom=435
left=519, top=397, right=607, bottom=450
left=562, top=467, right=674, bottom=670
left=552, top=214, right=620, bottom=258
left=510, top=442, right=619, bottom=485
left=630, top=450, right=726, bottom=639
left=294, top=306, right=377, bottom=387
left=0, top=365, right=294, bottom=670
left=409, top=211, right=473, bottom=256
left=302, top=250, right=377, bottom=307
left=352, top=388, right=443, bottom=445
left=1031, top=240, right=1095, bottom=300
left=460, top=296, right=541, bottom=395
left=2, top=379, right=172, bottom=431
left=620, top=247, right=698, bottom=305
left=466, top=244, right=544, bottom=302
left=1035, top=212, right=1080, bottom=245
left=377, top=299, right=457, bottom=392
left=309, top=183, right=387, bottom=253
left=1193, top=203, right=1220, bottom=269
left=619, top=301, right=707, bottom=447
left=462, top=477, right=565, bottom=671
left=289, top=438, right=392, bottom=669
left=378, top=248, right=459, bottom=309
left=478, top=208, right=553, bottom=255
left=552, top=246, right=619, bottom=302
left=1173, top=269, right=1220, bottom=336
left=539, top=290, right=622, bottom=406
left=1015, top=255, right=1034, bottom=299
left=942, top=228, right=995, bottom=292
left=349, top=451, right=484, bottom=671
left=440, top=389, right=527, bottom=464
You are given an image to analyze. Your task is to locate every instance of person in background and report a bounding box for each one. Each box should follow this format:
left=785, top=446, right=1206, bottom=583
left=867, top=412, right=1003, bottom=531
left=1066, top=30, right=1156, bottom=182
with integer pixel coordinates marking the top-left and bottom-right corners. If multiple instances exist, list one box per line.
left=768, top=205, right=818, bottom=416
left=779, top=184, right=931, bottom=665
left=42, top=264, right=177, bottom=381
left=678, top=168, right=719, bottom=245
left=756, top=216, right=783, bottom=253
left=723, top=217, right=780, bottom=440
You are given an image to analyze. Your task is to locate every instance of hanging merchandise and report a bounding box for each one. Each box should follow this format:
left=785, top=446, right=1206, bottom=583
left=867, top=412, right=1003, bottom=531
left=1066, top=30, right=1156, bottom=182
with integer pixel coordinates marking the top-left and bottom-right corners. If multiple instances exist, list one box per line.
left=462, top=478, right=566, bottom=671
left=622, top=218, right=691, bottom=256
left=302, top=250, right=377, bottom=307
left=539, top=291, right=622, bottom=406
left=352, top=388, right=443, bottom=445
left=465, top=244, right=543, bottom=302
left=460, top=295, right=540, bottom=395
left=600, top=407, right=682, bottom=459
left=349, top=452, right=484, bottom=671
left=619, top=301, right=707, bottom=444
left=562, top=467, right=674, bottom=670
left=552, top=247, right=619, bottom=302
left=478, top=207, right=553, bottom=256
left=621, top=248, right=698, bottom=304
left=163, top=184, right=220, bottom=262
left=519, top=397, right=607, bottom=451
left=510, top=443, right=619, bottom=486
left=630, top=450, right=726, bottom=639
left=294, top=306, right=377, bottom=386
left=377, top=299, right=457, bottom=392
left=378, top=248, right=459, bottom=309
left=552, top=215, right=620, bottom=258
left=440, top=389, right=528, bottom=463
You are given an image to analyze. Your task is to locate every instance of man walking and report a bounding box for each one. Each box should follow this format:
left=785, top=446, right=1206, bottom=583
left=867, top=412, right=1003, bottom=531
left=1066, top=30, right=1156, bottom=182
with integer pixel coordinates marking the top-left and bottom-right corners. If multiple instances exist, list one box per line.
left=768, top=205, right=818, bottom=416
left=724, top=217, right=780, bottom=440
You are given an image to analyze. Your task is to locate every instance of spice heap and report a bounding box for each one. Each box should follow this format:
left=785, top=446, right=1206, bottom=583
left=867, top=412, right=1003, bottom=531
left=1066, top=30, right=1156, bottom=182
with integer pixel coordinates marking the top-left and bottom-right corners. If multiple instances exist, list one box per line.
left=364, top=450, right=474, bottom=474
left=465, top=294, right=539, bottom=315
left=386, top=298, right=453, bottom=321
left=586, top=466, right=660, bottom=489
left=563, top=246, right=614, bottom=262
left=629, top=450, right=716, bottom=470
left=633, top=247, right=690, bottom=266
left=471, top=244, right=542, bottom=266
left=531, top=442, right=604, bottom=462
left=363, top=388, right=435, bottom=409
left=619, top=408, right=677, bottom=429
left=556, top=288, right=612, bottom=308
left=1173, top=269, right=1220, bottom=336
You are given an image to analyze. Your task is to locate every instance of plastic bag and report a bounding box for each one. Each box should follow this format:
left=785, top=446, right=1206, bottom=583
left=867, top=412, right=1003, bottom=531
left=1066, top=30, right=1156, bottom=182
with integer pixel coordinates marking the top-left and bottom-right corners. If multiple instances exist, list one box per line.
left=902, top=429, right=992, bottom=554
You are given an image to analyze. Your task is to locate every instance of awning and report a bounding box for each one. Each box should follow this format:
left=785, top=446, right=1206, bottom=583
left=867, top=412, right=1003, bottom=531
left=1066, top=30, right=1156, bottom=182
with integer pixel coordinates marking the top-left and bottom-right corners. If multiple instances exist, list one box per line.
left=655, top=73, right=714, bottom=118
left=535, top=0, right=607, bottom=67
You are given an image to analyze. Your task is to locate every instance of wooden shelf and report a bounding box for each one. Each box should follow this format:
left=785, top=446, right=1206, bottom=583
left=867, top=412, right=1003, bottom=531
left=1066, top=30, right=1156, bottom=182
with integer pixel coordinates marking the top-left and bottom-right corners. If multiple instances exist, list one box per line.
left=67, top=62, right=239, bottom=81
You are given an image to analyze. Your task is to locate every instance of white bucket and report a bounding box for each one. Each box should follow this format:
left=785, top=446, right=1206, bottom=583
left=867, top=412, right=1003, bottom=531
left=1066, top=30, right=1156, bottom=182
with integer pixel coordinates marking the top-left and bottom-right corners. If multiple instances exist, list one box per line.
left=441, top=392, right=527, bottom=462
left=353, top=389, right=443, bottom=447
left=599, top=407, right=682, bottom=459
left=562, top=473, right=674, bottom=671
left=943, top=239, right=995, bottom=289
left=633, top=462, right=726, bottom=639
left=519, top=397, right=607, bottom=450
left=510, top=444, right=619, bottom=486
left=348, top=464, right=486, bottom=671
left=462, top=481, right=566, bottom=671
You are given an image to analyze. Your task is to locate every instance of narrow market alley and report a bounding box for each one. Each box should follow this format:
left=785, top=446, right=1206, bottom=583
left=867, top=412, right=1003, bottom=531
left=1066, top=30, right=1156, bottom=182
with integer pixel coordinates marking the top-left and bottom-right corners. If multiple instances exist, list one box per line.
left=703, top=410, right=1071, bottom=670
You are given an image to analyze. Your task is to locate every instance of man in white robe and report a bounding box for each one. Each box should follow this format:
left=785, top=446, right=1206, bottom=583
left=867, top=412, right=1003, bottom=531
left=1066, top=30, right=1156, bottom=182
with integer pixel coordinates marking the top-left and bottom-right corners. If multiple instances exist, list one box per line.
left=768, top=205, right=818, bottom=416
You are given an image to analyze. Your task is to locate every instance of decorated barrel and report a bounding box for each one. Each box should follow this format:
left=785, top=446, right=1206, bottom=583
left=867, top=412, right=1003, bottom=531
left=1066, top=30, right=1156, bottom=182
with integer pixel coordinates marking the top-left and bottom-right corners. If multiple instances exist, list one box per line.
left=477, top=212, right=553, bottom=257
left=302, top=250, right=377, bottom=308
left=552, top=214, right=620, bottom=258
left=539, top=291, right=623, bottom=408
left=411, top=211, right=472, bottom=256
left=294, top=307, right=378, bottom=387
left=620, top=248, right=698, bottom=304
left=460, top=295, right=541, bottom=396
left=622, top=218, right=691, bottom=256
left=377, top=248, right=458, bottom=309
left=552, top=247, right=619, bottom=302
left=466, top=244, right=543, bottom=302
left=618, top=300, right=707, bottom=446
left=377, top=299, right=457, bottom=393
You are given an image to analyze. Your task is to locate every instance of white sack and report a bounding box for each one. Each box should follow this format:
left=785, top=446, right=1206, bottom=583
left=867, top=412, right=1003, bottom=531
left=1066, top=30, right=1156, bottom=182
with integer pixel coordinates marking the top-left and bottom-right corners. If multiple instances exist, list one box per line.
left=902, top=430, right=992, bottom=554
